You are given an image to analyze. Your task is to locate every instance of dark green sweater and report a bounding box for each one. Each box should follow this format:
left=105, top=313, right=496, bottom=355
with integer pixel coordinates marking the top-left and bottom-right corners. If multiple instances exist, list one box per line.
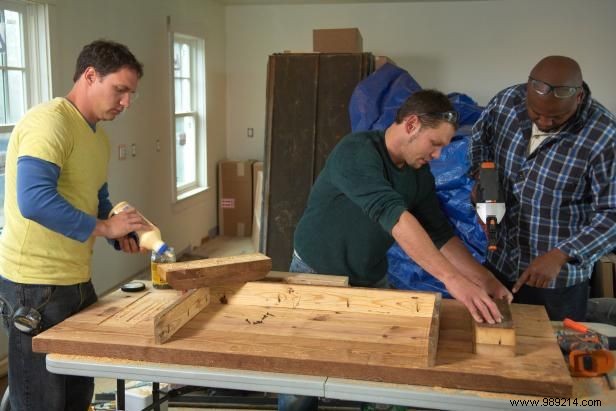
left=294, top=130, right=454, bottom=286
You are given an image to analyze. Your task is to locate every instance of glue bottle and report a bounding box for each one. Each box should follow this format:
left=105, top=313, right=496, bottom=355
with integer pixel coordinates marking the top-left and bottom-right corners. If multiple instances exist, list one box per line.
left=109, top=201, right=174, bottom=259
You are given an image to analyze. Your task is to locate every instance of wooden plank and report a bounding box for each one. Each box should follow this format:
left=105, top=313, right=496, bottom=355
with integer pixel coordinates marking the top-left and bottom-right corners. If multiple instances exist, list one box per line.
left=473, top=299, right=516, bottom=357
left=32, top=282, right=572, bottom=397
left=154, top=288, right=210, bottom=344
left=209, top=282, right=438, bottom=318
left=284, top=273, right=349, bottom=287
left=158, top=253, right=272, bottom=290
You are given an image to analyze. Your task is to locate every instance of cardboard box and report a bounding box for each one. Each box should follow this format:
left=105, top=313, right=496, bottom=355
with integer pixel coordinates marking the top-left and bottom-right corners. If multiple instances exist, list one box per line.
left=252, top=162, right=264, bottom=252
left=313, top=28, right=363, bottom=53
left=218, top=160, right=254, bottom=237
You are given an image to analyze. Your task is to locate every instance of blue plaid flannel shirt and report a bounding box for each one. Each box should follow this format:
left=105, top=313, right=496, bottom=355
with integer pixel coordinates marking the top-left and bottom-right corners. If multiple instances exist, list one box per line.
left=469, top=83, right=616, bottom=288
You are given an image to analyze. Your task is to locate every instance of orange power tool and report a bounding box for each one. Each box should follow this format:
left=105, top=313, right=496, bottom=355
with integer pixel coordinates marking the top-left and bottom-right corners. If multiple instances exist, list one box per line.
left=557, top=318, right=616, bottom=377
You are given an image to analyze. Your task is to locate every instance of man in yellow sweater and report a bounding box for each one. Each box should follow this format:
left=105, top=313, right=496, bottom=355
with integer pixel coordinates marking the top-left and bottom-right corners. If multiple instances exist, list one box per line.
left=0, top=40, right=150, bottom=410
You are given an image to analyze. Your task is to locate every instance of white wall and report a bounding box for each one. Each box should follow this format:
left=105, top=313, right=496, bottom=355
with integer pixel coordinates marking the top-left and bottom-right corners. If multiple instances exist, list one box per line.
left=47, top=0, right=227, bottom=294
left=225, top=0, right=616, bottom=161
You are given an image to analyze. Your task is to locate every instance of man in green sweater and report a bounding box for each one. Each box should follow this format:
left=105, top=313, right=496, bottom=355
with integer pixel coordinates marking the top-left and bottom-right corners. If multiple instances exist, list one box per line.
left=293, top=89, right=512, bottom=324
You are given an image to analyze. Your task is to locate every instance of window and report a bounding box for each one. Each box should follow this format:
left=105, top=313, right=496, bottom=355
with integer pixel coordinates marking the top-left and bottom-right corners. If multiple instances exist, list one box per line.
left=0, top=0, right=51, bottom=227
left=171, top=33, right=206, bottom=200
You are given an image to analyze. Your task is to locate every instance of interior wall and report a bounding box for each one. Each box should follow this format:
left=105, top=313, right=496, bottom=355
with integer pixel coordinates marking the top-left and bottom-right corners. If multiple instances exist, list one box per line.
left=225, top=0, right=616, bottom=161
left=48, top=0, right=226, bottom=294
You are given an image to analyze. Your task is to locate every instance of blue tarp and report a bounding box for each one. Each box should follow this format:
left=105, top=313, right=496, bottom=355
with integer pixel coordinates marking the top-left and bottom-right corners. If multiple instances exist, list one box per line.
left=349, top=63, right=487, bottom=297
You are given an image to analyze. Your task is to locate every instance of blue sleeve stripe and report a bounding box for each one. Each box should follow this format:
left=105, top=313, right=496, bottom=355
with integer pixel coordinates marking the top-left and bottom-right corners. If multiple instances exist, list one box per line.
left=16, top=156, right=96, bottom=242
left=98, top=182, right=113, bottom=219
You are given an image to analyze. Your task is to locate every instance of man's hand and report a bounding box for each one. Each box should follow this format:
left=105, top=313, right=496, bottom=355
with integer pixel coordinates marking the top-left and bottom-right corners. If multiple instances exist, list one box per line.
left=115, top=234, right=141, bottom=253
left=484, top=276, right=513, bottom=303
left=445, top=275, right=503, bottom=324
left=92, top=209, right=150, bottom=240
left=512, top=248, right=569, bottom=292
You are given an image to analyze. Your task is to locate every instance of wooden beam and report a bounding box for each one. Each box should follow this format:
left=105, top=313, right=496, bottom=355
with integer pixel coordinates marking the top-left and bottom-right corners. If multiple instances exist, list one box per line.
left=473, top=299, right=516, bottom=357
left=264, top=271, right=349, bottom=287
left=210, top=282, right=438, bottom=318
left=158, top=253, right=272, bottom=290
left=153, top=288, right=210, bottom=344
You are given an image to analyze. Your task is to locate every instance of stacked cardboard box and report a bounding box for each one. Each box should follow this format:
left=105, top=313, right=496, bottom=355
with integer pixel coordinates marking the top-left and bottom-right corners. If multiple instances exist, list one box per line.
left=218, top=160, right=254, bottom=237
left=313, top=28, right=363, bottom=53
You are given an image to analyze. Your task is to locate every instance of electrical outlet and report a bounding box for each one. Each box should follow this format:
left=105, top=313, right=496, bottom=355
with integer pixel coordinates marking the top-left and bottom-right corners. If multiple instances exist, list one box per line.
left=118, top=144, right=127, bottom=160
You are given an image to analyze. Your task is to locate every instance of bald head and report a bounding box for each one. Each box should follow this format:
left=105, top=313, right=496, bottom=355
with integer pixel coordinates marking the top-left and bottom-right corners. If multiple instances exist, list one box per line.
left=530, top=56, right=583, bottom=87
left=526, top=56, right=584, bottom=132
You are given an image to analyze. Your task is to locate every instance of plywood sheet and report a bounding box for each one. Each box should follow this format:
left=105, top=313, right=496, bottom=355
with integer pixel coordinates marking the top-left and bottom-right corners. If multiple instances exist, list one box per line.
left=33, top=282, right=572, bottom=397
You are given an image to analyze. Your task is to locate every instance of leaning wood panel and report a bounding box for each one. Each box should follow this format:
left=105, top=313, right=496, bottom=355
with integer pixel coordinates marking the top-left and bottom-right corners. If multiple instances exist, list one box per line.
left=158, top=253, right=272, bottom=290
left=263, top=54, right=319, bottom=271
left=33, top=283, right=572, bottom=397
left=314, top=53, right=374, bottom=176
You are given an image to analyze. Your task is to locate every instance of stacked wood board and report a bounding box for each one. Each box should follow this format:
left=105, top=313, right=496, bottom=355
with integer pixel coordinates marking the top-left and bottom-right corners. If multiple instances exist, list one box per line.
left=33, top=281, right=573, bottom=397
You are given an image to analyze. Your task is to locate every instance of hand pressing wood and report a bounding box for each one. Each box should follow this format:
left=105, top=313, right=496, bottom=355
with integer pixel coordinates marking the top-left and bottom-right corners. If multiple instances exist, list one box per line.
left=157, top=253, right=272, bottom=290
left=473, top=299, right=516, bottom=357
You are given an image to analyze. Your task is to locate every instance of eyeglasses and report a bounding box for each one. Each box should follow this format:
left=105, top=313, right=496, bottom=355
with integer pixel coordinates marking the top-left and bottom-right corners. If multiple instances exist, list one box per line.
left=528, top=77, right=581, bottom=99
left=417, top=111, right=459, bottom=125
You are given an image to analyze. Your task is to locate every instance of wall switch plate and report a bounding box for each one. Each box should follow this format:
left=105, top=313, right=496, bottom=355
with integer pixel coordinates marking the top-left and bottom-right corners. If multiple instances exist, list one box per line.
left=131, top=143, right=137, bottom=157
left=247, top=128, right=254, bottom=138
left=118, top=144, right=127, bottom=160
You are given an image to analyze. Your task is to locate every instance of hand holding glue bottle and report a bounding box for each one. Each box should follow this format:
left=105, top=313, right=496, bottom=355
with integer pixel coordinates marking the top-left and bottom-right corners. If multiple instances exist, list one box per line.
left=109, top=201, right=174, bottom=259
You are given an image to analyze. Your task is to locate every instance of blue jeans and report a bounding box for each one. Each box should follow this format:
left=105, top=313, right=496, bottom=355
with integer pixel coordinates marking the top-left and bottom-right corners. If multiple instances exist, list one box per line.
left=0, top=276, right=98, bottom=411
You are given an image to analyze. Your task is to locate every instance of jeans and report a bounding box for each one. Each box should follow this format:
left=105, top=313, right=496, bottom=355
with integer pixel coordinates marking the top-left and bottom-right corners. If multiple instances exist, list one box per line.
left=0, top=276, right=98, bottom=411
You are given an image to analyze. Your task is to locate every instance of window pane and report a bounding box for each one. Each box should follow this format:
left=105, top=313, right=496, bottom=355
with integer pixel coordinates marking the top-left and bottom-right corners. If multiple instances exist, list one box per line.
left=180, top=44, right=190, bottom=78
left=175, top=116, right=196, bottom=187
left=173, top=43, right=181, bottom=77
left=181, top=79, right=191, bottom=112
left=5, top=10, right=24, bottom=67
left=7, top=69, right=25, bottom=123
left=174, top=78, right=182, bottom=113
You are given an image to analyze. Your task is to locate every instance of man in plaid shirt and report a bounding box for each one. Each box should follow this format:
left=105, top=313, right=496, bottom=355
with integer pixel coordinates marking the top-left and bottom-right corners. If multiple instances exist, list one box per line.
left=469, top=56, right=616, bottom=321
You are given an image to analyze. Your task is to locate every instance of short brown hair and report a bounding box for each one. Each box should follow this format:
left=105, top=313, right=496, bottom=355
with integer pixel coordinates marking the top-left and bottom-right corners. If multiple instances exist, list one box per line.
left=395, top=89, right=456, bottom=129
left=73, top=39, right=143, bottom=82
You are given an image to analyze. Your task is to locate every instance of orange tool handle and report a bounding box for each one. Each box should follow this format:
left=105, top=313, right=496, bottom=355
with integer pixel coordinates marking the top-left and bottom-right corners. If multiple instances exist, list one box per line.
left=563, top=318, right=588, bottom=333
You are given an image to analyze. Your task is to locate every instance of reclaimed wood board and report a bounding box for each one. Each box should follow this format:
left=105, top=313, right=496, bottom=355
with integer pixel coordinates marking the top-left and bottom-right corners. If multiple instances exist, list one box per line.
left=33, top=282, right=572, bottom=397
left=158, top=253, right=272, bottom=290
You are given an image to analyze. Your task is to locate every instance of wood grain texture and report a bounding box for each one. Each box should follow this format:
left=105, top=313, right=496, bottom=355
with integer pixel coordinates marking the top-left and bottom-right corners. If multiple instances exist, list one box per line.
left=473, top=300, right=516, bottom=357
left=32, top=283, right=572, bottom=397
left=283, top=273, right=349, bottom=288
left=154, top=288, right=210, bottom=344
left=158, top=253, right=272, bottom=290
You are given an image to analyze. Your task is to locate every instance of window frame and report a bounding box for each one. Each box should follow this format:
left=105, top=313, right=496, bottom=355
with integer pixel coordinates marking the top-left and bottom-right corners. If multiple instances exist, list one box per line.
left=0, top=0, right=51, bottom=228
left=169, top=31, right=207, bottom=202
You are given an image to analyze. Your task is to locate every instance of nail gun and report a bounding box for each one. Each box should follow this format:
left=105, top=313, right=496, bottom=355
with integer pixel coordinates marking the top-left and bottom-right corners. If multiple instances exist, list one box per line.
left=475, top=162, right=506, bottom=251
left=556, top=318, right=616, bottom=378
